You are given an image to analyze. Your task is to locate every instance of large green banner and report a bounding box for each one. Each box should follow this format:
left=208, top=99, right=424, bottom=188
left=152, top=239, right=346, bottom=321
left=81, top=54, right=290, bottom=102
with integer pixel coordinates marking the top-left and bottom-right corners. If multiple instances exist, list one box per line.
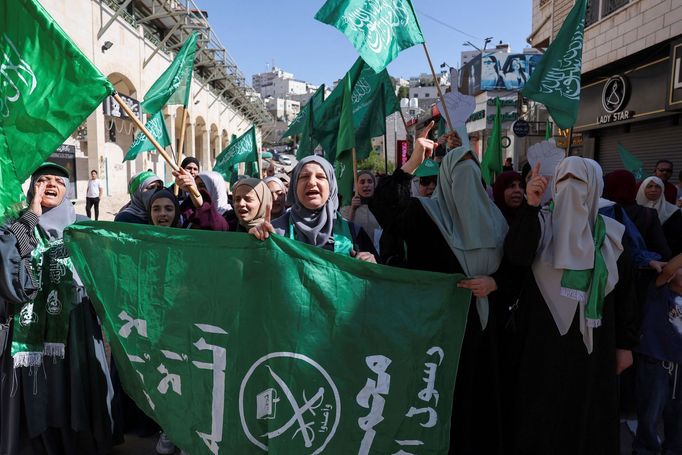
left=64, top=222, right=470, bottom=455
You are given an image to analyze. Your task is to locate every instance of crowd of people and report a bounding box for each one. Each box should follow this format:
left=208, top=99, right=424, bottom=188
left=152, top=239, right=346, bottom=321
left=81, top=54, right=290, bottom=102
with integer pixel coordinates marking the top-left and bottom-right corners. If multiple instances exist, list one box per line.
left=0, top=119, right=681, bottom=455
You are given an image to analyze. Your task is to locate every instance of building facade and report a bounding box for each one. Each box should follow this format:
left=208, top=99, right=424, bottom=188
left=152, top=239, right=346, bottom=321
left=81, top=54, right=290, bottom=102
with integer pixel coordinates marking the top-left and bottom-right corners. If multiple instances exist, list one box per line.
left=40, top=0, right=270, bottom=199
left=530, top=0, right=682, bottom=174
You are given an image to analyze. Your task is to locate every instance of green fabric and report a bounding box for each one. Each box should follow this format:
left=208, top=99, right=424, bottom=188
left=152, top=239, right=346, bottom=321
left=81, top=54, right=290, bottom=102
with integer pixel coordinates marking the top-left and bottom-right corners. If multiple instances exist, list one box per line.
left=0, top=0, right=115, bottom=221
left=125, top=111, right=172, bottom=161
left=336, top=73, right=356, bottom=206
left=414, top=159, right=440, bottom=177
left=313, top=58, right=399, bottom=163
left=288, top=213, right=354, bottom=256
left=545, top=120, right=553, bottom=140
left=481, top=97, right=502, bottom=185
left=617, top=143, right=645, bottom=180
left=64, top=221, right=471, bottom=455
left=12, top=229, right=76, bottom=367
left=560, top=214, right=609, bottom=326
left=315, top=0, right=424, bottom=73
left=521, top=0, right=587, bottom=130
left=128, top=171, right=156, bottom=195
left=436, top=116, right=448, bottom=139
left=293, top=86, right=326, bottom=160
left=141, top=31, right=197, bottom=114
left=283, top=84, right=325, bottom=139
left=213, top=126, right=257, bottom=181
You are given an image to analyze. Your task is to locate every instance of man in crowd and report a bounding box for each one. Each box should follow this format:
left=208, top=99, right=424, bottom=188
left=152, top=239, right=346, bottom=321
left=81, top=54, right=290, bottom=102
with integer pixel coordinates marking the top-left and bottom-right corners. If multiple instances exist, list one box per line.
left=86, top=169, right=104, bottom=220
left=654, top=159, right=677, bottom=204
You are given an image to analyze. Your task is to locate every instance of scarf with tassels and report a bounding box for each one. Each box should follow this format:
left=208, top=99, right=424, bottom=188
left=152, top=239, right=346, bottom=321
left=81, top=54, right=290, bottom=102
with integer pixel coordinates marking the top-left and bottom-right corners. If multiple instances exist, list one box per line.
left=559, top=214, right=608, bottom=327
left=11, top=230, right=75, bottom=368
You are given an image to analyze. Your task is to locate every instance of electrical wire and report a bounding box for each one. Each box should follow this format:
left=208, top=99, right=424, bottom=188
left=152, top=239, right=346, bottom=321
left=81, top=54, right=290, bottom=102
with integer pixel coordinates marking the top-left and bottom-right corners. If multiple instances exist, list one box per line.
left=415, top=9, right=482, bottom=41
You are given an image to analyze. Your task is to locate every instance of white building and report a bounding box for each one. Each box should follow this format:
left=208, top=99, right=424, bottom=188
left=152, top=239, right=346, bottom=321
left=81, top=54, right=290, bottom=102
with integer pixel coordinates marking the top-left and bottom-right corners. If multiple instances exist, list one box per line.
left=40, top=0, right=270, bottom=199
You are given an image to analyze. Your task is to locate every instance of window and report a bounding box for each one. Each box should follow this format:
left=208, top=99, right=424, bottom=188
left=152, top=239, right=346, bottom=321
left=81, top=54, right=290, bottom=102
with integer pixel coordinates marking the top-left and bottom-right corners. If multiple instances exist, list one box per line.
left=413, top=94, right=419, bottom=98
left=585, top=0, right=629, bottom=27
left=425, top=93, right=431, bottom=98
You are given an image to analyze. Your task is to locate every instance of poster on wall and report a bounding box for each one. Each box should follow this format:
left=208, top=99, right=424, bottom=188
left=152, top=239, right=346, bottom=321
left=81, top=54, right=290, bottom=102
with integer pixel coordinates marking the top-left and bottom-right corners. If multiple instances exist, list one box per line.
left=480, top=52, right=543, bottom=91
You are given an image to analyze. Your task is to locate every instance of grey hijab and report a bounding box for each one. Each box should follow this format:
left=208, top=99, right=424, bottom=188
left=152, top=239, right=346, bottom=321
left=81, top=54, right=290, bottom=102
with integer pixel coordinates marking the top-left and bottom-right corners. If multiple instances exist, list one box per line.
left=119, top=171, right=162, bottom=222
left=532, top=157, right=624, bottom=353
left=198, top=171, right=231, bottom=215
left=285, top=155, right=338, bottom=247
left=419, top=147, right=508, bottom=329
left=27, top=165, right=77, bottom=241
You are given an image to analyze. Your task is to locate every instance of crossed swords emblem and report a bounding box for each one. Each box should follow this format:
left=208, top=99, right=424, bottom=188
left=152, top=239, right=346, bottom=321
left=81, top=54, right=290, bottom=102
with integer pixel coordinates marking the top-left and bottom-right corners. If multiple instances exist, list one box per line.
left=260, top=365, right=326, bottom=448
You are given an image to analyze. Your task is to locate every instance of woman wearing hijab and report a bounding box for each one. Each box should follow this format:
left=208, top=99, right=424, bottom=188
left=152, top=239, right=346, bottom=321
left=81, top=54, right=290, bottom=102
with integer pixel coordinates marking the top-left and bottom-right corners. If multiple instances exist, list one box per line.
left=250, top=156, right=377, bottom=261
left=231, top=178, right=273, bottom=232
left=263, top=176, right=287, bottom=219
left=114, top=170, right=163, bottom=224
left=173, top=170, right=229, bottom=231
left=148, top=188, right=181, bottom=228
left=505, top=157, right=638, bottom=454
left=0, top=163, right=119, bottom=454
left=492, top=171, right=523, bottom=225
left=371, top=122, right=510, bottom=455
left=340, top=170, right=383, bottom=253
left=169, top=157, right=200, bottom=205
left=636, top=176, right=682, bottom=256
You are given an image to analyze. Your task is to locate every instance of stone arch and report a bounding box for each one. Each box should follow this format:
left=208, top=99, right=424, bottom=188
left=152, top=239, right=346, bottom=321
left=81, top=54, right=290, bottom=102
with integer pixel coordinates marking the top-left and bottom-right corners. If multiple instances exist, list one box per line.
left=210, top=123, right=220, bottom=164
left=105, top=72, right=138, bottom=185
left=221, top=129, right=229, bottom=149
left=194, top=116, right=208, bottom=169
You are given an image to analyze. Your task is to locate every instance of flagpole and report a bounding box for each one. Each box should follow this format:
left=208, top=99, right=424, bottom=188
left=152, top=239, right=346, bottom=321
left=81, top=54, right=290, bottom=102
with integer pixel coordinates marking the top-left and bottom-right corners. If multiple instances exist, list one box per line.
left=352, top=147, right=358, bottom=193
left=421, top=43, right=453, bottom=131
left=383, top=132, right=389, bottom=174
left=114, top=93, right=200, bottom=199
left=175, top=106, right=189, bottom=196
left=257, top=148, right=263, bottom=179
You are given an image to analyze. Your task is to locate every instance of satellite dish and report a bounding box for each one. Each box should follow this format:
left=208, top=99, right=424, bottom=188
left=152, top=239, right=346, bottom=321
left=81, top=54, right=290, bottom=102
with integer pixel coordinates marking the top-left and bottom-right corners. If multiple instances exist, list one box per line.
left=400, top=98, right=410, bottom=108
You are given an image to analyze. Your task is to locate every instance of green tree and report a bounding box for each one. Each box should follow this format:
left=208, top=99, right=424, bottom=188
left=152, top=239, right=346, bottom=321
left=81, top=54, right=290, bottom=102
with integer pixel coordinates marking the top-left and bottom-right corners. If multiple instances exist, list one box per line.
left=358, top=150, right=395, bottom=174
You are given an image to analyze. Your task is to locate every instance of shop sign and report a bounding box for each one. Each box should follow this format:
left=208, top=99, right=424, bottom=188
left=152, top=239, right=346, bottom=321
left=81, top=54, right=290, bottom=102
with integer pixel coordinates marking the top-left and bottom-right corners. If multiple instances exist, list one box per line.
left=512, top=119, right=530, bottom=137
left=597, top=75, right=634, bottom=124
left=667, top=39, right=682, bottom=111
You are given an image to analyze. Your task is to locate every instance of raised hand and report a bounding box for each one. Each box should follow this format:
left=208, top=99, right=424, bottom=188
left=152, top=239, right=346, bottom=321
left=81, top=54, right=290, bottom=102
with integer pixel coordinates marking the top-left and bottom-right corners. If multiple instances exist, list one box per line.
left=29, top=180, right=47, bottom=216
left=350, top=250, right=377, bottom=263
left=438, top=130, right=462, bottom=150
left=526, top=162, right=549, bottom=207
left=248, top=204, right=275, bottom=241
left=173, top=167, right=196, bottom=192
left=401, top=121, right=436, bottom=175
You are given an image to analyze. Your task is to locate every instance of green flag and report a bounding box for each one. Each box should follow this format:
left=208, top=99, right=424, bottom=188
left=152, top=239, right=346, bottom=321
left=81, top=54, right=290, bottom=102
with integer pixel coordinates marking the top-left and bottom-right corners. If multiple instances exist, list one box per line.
left=282, top=84, right=325, bottom=139
left=294, top=86, right=326, bottom=160
left=213, top=126, right=257, bottom=181
left=314, top=58, right=399, bottom=163
left=315, top=0, right=425, bottom=73
left=64, top=221, right=470, bottom=455
left=124, top=111, right=172, bottom=161
left=336, top=73, right=356, bottom=206
left=617, top=143, right=645, bottom=180
left=481, top=97, right=502, bottom=185
left=141, top=31, right=198, bottom=114
left=0, top=0, right=115, bottom=220
left=521, top=0, right=587, bottom=130
left=545, top=120, right=553, bottom=140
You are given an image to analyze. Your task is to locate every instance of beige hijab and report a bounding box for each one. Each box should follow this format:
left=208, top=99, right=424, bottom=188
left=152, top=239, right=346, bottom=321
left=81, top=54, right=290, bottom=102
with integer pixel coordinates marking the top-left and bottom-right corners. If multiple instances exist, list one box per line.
left=636, top=176, right=680, bottom=224
left=232, top=178, right=273, bottom=229
left=532, top=157, right=625, bottom=353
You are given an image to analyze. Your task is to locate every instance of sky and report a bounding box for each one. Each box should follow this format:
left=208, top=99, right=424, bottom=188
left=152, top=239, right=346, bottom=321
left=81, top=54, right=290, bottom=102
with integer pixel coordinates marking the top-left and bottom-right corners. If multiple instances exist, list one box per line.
left=200, top=1, right=532, bottom=88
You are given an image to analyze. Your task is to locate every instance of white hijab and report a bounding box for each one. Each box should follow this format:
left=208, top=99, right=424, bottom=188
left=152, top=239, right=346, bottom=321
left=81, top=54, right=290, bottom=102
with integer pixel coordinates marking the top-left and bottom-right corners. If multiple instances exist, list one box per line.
left=636, top=176, right=680, bottom=225
left=198, top=171, right=231, bottom=215
left=532, top=157, right=625, bottom=353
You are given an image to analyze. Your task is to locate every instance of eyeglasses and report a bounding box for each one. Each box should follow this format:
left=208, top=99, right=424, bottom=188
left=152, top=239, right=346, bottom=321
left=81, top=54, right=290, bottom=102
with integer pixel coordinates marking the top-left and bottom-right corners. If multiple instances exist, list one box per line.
left=657, top=168, right=673, bottom=173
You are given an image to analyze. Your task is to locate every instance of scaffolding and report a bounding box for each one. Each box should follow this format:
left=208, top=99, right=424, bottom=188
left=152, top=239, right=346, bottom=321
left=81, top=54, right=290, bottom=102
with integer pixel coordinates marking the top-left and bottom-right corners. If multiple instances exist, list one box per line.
left=98, top=0, right=272, bottom=126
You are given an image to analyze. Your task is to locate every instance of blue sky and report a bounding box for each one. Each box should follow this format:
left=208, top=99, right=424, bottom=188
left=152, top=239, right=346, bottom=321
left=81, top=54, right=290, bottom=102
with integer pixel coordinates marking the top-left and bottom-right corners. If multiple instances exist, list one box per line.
left=200, top=1, right=532, bottom=87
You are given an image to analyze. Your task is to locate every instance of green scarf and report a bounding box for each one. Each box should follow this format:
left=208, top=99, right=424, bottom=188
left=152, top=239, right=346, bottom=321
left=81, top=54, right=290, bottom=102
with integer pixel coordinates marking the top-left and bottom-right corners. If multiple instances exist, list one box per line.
left=11, top=228, right=76, bottom=368
left=559, top=214, right=608, bottom=327
left=289, top=212, right=354, bottom=256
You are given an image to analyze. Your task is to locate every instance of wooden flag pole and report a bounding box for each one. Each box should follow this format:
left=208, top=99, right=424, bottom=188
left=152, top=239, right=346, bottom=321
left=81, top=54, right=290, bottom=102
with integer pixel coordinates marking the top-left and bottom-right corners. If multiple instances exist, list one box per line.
left=174, top=106, right=190, bottom=196
left=352, top=147, right=358, bottom=192
left=383, top=132, right=389, bottom=174
left=422, top=43, right=453, bottom=132
left=114, top=93, right=200, bottom=198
